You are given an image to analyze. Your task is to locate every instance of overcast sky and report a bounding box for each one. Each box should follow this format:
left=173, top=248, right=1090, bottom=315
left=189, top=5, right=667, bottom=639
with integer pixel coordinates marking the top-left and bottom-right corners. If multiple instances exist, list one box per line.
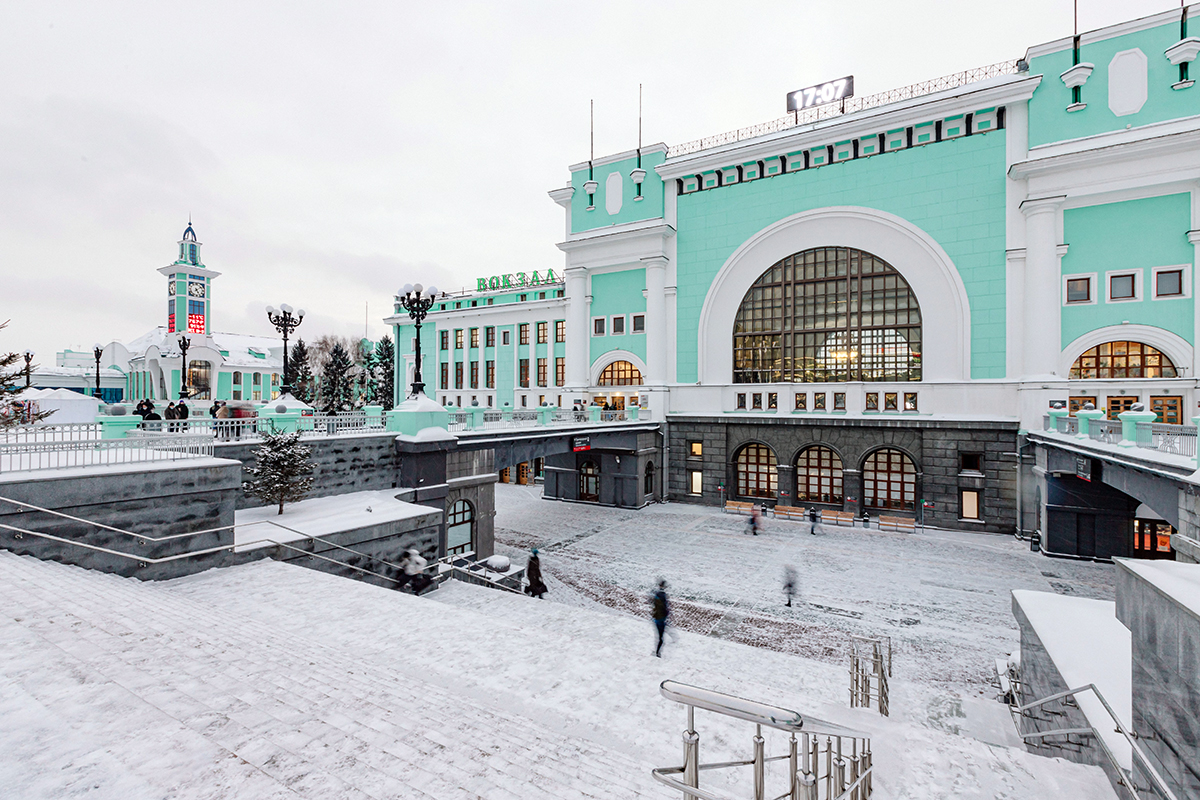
left=0, top=1, right=1177, bottom=364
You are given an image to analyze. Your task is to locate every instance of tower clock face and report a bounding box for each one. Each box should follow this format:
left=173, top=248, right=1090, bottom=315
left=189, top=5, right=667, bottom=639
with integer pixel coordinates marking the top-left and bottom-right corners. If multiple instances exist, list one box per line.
left=168, top=282, right=176, bottom=296
left=187, top=281, right=206, bottom=298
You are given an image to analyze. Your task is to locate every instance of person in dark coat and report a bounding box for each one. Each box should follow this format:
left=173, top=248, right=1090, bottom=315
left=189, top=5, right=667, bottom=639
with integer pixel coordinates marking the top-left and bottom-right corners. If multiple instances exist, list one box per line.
left=143, top=404, right=162, bottom=425
left=808, top=506, right=818, bottom=535
left=525, top=548, right=547, bottom=598
left=747, top=504, right=763, bottom=535
left=651, top=579, right=670, bottom=657
left=783, top=566, right=797, bottom=607
left=209, top=401, right=220, bottom=418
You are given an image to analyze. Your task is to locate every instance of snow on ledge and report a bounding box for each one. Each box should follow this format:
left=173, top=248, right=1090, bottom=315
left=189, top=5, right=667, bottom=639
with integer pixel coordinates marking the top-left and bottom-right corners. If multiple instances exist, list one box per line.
left=234, top=490, right=438, bottom=552
left=1117, top=558, right=1200, bottom=619
left=1012, top=589, right=1131, bottom=769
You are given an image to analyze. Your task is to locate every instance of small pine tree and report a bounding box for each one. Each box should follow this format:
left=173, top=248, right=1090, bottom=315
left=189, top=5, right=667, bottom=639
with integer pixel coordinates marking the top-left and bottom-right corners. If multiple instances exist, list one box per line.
left=321, top=343, right=354, bottom=413
left=289, top=339, right=315, bottom=404
left=0, top=320, right=54, bottom=427
left=243, top=430, right=315, bottom=515
left=375, top=335, right=395, bottom=410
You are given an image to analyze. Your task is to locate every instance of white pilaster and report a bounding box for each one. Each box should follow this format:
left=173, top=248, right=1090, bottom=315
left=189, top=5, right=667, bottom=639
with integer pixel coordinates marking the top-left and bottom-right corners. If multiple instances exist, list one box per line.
left=1019, top=196, right=1067, bottom=379
left=643, top=257, right=668, bottom=386
left=1191, top=183, right=1200, bottom=380
left=564, top=266, right=589, bottom=395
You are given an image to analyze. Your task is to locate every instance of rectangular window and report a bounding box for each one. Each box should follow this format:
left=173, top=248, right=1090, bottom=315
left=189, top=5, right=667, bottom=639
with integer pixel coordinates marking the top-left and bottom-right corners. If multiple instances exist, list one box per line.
left=252, top=390, right=261, bottom=401
left=865, top=392, right=878, bottom=411
left=612, top=315, right=625, bottom=335
left=632, top=314, right=645, bottom=333
left=555, top=320, right=565, bottom=342
left=455, top=329, right=463, bottom=349
left=537, top=358, right=547, bottom=386
left=737, top=393, right=747, bottom=409
left=502, top=330, right=511, bottom=346
left=961, top=489, right=981, bottom=520
left=834, top=392, right=846, bottom=410
left=252, top=373, right=261, bottom=385
left=960, top=453, right=983, bottom=473
left=884, top=392, right=898, bottom=410
left=538, top=394, right=546, bottom=406
left=519, top=324, right=529, bottom=345
left=1109, top=274, right=1135, bottom=300
left=768, top=392, right=778, bottom=409
left=521, top=395, right=528, bottom=407
left=814, top=392, right=826, bottom=410
left=455, top=363, right=463, bottom=389
left=519, top=359, right=529, bottom=387
left=487, top=396, right=493, bottom=407
left=689, top=441, right=703, bottom=458
left=537, top=322, right=548, bottom=344
left=794, top=392, right=807, bottom=410
left=232, top=390, right=242, bottom=400
left=470, top=362, right=479, bottom=388
left=752, top=392, right=762, bottom=409
left=1151, top=395, right=1182, bottom=425
left=486, top=361, right=495, bottom=388
left=555, top=357, right=565, bottom=386
left=470, top=328, right=479, bottom=348
left=1157, top=269, right=1183, bottom=297
left=1066, top=278, right=1091, bottom=303
left=904, top=392, right=918, bottom=411
left=485, top=326, right=496, bottom=347
left=593, top=318, right=606, bottom=336
left=441, top=363, right=449, bottom=389
left=519, top=294, right=527, bottom=302
left=689, top=470, right=703, bottom=495
left=232, top=372, right=242, bottom=385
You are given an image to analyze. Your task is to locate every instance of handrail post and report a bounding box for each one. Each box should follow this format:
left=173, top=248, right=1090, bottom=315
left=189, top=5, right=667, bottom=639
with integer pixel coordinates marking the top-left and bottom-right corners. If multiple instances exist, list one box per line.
left=682, top=705, right=700, bottom=799
left=753, top=724, right=765, bottom=800
left=789, top=734, right=798, bottom=800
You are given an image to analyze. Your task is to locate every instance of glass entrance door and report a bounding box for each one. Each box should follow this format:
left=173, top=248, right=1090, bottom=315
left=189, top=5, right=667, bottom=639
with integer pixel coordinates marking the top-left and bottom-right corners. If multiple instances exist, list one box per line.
left=1133, top=519, right=1175, bottom=559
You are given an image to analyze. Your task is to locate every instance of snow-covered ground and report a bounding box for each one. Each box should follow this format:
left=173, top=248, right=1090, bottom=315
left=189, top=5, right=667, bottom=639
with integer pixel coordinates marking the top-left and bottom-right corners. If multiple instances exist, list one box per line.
left=491, top=483, right=1115, bottom=691
left=233, top=490, right=435, bottom=551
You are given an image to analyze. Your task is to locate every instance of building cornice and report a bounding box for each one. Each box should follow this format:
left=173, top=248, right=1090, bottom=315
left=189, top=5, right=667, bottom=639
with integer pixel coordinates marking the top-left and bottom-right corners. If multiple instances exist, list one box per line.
left=556, top=219, right=675, bottom=254
left=547, top=186, right=574, bottom=208
left=1024, top=6, right=1194, bottom=61
left=384, top=297, right=569, bottom=327
left=158, top=264, right=220, bottom=279
left=656, top=76, right=1041, bottom=177
left=1009, top=124, right=1200, bottom=180
left=567, top=143, right=668, bottom=173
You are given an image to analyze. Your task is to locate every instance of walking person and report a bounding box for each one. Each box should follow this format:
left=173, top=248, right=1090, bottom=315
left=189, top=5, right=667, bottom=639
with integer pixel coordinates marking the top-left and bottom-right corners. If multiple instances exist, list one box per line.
left=808, top=506, right=818, bottom=535
left=783, top=566, right=797, bottom=608
left=164, top=401, right=177, bottom=432
left=525, top=548, right=547, bottom=598
left=175, top=399, right=189, bottom=431
left=397, top=548, right=428, bottom=594
left=651, top=579, right=670, bottom=657
left=747, top=504, right=763, bottom=535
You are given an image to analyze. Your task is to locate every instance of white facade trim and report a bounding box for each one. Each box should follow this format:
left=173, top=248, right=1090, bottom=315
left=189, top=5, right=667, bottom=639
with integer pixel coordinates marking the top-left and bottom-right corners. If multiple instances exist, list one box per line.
left=695, top=206, right=972, bottom=384
left=1059, top=324, right=1194, bottom=377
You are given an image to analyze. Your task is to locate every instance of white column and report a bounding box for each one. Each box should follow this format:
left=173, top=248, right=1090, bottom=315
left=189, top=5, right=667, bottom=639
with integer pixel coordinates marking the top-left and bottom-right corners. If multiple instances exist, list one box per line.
left=1190, top=183, right=1200, bottom=380
left=1019, top=196, right=1066, bottom=378
left=565, top=266, right=589, bottom=394
left=643, top=257, right=668, bottom=386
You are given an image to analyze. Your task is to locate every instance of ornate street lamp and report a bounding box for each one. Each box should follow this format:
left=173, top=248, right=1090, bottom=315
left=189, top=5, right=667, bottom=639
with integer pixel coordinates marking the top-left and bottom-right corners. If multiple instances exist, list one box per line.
left=265, top=304, right=305, bottom=395
left=397, top=284, right=444, bottom=399
left=22, top=350, right=34, bottom=388
left=177, top=335, right=191, bottom=399
left=92, top=343, right=103, bottom=398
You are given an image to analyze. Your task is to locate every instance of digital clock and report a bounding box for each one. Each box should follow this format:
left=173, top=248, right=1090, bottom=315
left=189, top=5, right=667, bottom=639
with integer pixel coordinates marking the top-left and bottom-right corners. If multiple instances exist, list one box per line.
left=786, top=76, right=854, bottom=112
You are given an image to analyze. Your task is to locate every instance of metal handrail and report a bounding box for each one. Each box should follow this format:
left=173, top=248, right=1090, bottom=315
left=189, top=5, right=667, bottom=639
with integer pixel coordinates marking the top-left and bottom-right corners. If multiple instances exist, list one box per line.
left=660, top=682, right=864, bottom=738
left=1015, top=684, right=1179, bottom=800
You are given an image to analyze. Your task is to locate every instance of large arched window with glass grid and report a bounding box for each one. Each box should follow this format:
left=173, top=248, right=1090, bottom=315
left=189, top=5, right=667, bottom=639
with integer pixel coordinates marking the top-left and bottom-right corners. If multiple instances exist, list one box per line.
left=447, top=500, right=474, bottom=555
left=733, top=247, right=922, bottom=383
left=598, top=360, right=643, bottom=386
left=735, top=443, right=777, bottom=499
left=795, top=446, right=844, bottom=505
left=1069, top=342, right=1178, bottom=379
left=863, top=448, right=917, bottom=511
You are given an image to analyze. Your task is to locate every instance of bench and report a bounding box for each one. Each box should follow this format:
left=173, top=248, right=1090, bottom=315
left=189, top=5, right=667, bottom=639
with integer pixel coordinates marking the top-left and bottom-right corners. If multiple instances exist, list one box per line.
left=723, top=501, right=756, bottom=515
left=878, top=515, right=917, bottom=533
left=820, top=510, right=858, bottom=527
left=773, top=505, right=809, bottom=521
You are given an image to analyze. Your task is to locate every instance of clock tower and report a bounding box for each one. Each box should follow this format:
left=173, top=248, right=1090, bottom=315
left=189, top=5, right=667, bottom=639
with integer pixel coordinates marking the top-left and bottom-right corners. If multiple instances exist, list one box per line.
left=157, top=221, right=221, bottom=336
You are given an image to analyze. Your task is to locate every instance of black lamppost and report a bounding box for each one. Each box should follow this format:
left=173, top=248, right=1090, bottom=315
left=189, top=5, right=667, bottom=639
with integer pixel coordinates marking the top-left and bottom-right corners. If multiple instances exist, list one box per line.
left=22, top=350, right=34, bottom=388
left=397, top=283, right=443, bottom=399
left=177, top=335, right=191, bottom=399
left=92, top=343, right=103, bottom=398
left=265, top=304, right=305, bottom=395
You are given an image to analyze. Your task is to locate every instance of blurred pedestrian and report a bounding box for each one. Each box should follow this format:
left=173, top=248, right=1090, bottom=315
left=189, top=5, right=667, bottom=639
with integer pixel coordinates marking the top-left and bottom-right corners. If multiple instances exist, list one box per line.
left=783, top=566, right=797, bottom=607
left=525, top=547, right=547, bottom=598
left=808, top=506, right=818, bottom=535
left=747, top=504, right=763, bottom=535
left=397, top=548, right=429, bottom=593
left=651, top=579, right=670, bottom=657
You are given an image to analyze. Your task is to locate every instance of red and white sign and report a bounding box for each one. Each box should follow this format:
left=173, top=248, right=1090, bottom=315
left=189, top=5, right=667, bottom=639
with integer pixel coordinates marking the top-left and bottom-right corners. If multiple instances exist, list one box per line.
left=187, top=314, right=205, bottom=334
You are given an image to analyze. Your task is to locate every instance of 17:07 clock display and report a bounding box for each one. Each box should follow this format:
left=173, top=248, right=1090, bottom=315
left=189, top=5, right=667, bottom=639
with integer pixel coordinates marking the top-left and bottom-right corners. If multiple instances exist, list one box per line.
left=786, top=76, right=854, bottom=112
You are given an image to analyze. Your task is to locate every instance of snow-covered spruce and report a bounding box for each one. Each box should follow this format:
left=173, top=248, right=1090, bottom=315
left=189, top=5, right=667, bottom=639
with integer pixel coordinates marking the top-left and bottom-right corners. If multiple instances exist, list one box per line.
left=242, top=430, right=315, bottom=515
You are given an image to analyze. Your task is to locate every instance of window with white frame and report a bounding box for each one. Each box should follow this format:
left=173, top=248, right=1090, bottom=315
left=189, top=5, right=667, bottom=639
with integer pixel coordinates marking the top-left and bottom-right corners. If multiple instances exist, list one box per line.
left=1064, top=275, right=1095, bottom=304
left=611, top=315, right=625, bottom=335
left=632, top=314, right=645, bottom=333
left=593, top=317, right=606, bottom=336
left=1106, top=270, right=1140, bottom=302
left=1153, top=265, right=1189, bottom=300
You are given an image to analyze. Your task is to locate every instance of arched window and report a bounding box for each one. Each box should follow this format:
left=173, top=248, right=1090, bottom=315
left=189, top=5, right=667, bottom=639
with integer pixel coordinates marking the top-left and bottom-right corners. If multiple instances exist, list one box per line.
left=1069, top=342, right=1178, bottom=379
left=580, top=461, right=600, bottom=501
left=795, top=446, right=843, bottom=505
left=447, top=500, right=474, bottom=555
left=733, top=247, right=921, bottom=383
left=598, top=360, right=643, bottom=386
left=863, top=448, right=916, bottom=511
left=736, top=443, right=777, bottom=499
left=644, top=461, right=655, bottom=496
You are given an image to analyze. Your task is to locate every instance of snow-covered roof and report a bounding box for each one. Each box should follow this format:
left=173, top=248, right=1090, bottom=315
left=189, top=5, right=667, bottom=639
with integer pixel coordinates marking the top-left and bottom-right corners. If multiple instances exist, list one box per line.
left=114, top=327, right=284, bottom=371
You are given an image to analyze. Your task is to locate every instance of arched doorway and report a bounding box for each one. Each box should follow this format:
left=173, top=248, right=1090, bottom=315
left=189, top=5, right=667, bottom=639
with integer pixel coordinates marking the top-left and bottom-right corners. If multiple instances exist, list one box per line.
left=596, top=360, right=642, bottom=410
left=579, top=461, right=599, bottom=502
left=447, top=500, right=474, bottom=555
left=863, top=448, right=916, bottom=511
left=644, top=461, right=655, bottom=497
left=795, top=446, right=844, bottom=505
left=735, top=443, right=777, bottom=500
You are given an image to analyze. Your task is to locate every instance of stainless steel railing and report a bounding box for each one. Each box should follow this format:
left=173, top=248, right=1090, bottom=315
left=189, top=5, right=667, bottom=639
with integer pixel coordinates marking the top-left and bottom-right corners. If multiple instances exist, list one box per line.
left=1136, top=421, right=1198, bottom=457
left=652, top=681, right=872, bottom=800
left=1088, top=420, right=1122, bottom=445
left=0, top=433, right=214, bottom=473
left=848, top=636, right=890, bottom=716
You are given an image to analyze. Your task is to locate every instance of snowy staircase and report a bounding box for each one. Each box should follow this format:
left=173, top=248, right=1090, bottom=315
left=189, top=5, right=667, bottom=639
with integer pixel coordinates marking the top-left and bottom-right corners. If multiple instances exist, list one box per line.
left=0, top=551, right=658, bottom=799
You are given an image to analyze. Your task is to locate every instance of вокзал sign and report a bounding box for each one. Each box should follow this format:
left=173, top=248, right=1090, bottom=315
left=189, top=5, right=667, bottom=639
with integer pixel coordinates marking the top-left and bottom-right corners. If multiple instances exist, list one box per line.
left=476, top=270, right=562, bottom=291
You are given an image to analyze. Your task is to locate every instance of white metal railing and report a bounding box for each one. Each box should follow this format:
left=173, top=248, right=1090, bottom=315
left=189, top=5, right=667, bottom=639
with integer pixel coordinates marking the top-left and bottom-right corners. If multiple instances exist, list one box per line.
left=0, top=422, right=102, bottom=442
left=1056, top=416, right=1079, bottom=435
left=1136, top=422, right=1198, bottom=457
left=1088, top=420, right=1122, bottom=445
left=0, top=433, right=214, bottom=473
left=669, top=60, right=1021, bottom=157
left=600, top=410, right=626, bottom=422
left=653, top=681, right=872, bottom=800
left=447, top=411, right=469, bottom=432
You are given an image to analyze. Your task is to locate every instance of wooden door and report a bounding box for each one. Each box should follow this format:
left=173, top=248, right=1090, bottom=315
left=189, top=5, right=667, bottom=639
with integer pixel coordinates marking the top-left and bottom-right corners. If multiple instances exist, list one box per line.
left=1151, top=395, right=1182, bottom=425
left=1106, top=396, right=1136, bottom=420
left=1069, top=396, right=1097, bottom=415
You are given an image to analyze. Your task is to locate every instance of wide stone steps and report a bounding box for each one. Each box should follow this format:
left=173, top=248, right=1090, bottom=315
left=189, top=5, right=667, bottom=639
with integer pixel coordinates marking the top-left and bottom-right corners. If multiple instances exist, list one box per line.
left=0, top=552, right=658, bottom=799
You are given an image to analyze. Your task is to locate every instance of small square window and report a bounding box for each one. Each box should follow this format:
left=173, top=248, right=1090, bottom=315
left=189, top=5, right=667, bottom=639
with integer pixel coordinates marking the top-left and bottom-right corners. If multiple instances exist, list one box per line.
left=752, top=393, right=762, bottom=409
left=689, top=470, right=703, bottom=495
left=961, top=489, right=981, bottom=520
left=1109, top=274, right=1135, bottom=300
left=502, top=330, right=511, bottom=346
left=612, top=316, right=625, bottom=335
left=689, top=441, right=703, bottom=457
left=794, top=393, right=807, bottom=410
left=632, top=314, right=645, bottom=333
left=737, top=393, right=747, bottom=410
left=519, top=294, right=527, bottom=302
left=904, top=392, right=918, bottom=411
left=834, top=392, right=846, bottom=410
left=768, top=392, right=778, bottom=409
left=960, top=453, right=982, bottom=473
left=865, top=392, right=878, bottom=411
left=1066, top=278, right=1091, bottom=303
left=539, top=292, right=546, bottom=300
left=487, top=298, right=494, bottom=305
left=814, top=393, right=826, bottom=410
left=884, top=392, right=898, bottom=411
left=1157, top=269, right=1183, bottom=297
left=594, top=318, right=606, bottom=336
